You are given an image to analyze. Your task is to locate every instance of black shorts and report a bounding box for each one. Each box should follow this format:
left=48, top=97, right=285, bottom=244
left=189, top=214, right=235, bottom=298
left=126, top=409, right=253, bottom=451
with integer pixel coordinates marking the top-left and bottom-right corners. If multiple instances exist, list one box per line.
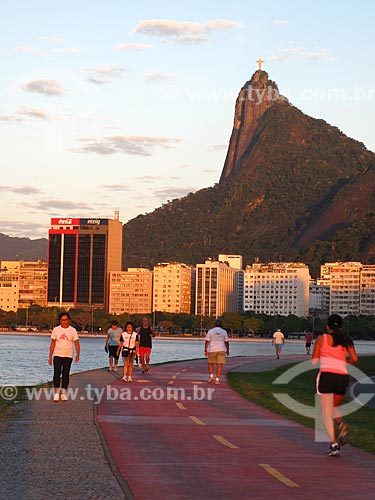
left=317, top=372, right=349, bottom=395
left=108, top=345, right=119, bottom=359
left=305, top=343, right=311, bottom=348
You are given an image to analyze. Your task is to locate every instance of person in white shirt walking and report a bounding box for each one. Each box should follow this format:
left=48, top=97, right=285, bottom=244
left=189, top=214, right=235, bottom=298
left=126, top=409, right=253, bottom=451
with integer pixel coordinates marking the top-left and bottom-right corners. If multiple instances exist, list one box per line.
left=49, top=312, right=80, bottom=402
left=272, top=328, right=285, bottom=359
left=204, top=318, right=229, bottom=385
left=117, top=321, right=139, bottom=382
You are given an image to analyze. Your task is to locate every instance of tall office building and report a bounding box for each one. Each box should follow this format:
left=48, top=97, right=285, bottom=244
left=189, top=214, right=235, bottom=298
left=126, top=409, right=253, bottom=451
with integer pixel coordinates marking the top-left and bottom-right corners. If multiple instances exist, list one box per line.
left=108, top=268, right=153, bottom=315
left=218, top=254, right=243, bottom=271
left=360, top=265, right=375, bottom=316
left=153, top=263, right=195, bottom=314
left=47, top=215, right=122, bottom=310
left=243, top=262, right=310, bottom=317
left=195, top=259, right=239, bottom=317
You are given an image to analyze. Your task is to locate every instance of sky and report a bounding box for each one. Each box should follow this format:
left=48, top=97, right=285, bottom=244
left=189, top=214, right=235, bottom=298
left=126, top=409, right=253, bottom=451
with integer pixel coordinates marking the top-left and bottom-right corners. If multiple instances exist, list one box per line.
left=0, top=0, right=374, bottom=239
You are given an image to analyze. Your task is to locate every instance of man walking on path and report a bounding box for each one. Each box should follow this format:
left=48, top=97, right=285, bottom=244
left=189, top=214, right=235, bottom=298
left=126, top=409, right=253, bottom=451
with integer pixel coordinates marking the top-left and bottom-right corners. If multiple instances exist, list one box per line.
left=305, top=331, right=313, bottom=355
left=204, top=318, right=229, bottom=385
left=272, top=328, right=284, bottom=359
left=136, top=317, right=155, bottom=373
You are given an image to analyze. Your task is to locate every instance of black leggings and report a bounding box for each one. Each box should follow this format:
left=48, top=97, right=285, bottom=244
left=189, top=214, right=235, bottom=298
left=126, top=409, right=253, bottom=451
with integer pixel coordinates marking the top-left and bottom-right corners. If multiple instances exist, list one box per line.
left=53, top=356, right=73, bottom=389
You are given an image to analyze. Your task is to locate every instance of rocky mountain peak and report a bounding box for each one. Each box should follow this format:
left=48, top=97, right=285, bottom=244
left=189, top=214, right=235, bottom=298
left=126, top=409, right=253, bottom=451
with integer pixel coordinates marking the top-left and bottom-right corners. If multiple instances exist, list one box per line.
left=220, top=69, right=286, bottom=182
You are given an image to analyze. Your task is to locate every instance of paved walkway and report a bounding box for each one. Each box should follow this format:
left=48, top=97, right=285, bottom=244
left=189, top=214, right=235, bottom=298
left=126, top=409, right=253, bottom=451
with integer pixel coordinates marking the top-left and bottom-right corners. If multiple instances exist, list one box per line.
left=0, top=368, right=126, bottom=500
left=97, top=356, right=375, bottom=500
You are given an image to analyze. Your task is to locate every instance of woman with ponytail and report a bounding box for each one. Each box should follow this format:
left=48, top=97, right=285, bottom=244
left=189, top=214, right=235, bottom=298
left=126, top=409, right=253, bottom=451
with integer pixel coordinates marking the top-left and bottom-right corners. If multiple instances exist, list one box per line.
left=312, top=314, right=358, bottom=457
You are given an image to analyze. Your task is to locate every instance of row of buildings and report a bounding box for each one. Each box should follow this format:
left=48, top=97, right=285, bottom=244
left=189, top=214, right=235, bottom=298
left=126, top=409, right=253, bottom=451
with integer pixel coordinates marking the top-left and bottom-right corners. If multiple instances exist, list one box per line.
left=0, top=215, right=374, bottom=318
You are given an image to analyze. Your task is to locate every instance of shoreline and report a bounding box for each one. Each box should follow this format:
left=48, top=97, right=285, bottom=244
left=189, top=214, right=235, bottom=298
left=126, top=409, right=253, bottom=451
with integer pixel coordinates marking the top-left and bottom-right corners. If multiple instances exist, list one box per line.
left=1, top=331, right=375, bottom=345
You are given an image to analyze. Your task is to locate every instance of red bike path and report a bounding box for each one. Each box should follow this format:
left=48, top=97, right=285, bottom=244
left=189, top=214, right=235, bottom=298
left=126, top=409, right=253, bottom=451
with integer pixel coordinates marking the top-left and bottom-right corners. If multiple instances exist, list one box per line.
left=97, top=356, right=375, bottom=500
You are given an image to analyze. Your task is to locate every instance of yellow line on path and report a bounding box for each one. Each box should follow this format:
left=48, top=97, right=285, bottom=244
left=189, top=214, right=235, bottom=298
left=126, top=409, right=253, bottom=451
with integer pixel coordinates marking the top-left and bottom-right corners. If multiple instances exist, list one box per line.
left=188, top=416, right=206, bottom=426
left=168, top=380, right=174, bottom=385
left=213, top=435, right=239, bottom=449
left=136, top=380, right=148, bottom=383
left=258, top=464, right=300, bottom=488
left=182, top=369, right=187, bottom=372
left=176, top=403, right=187, bottom=410
left=172, top=375, right=177, bottom=379
left=191, top=381, right=204, bottom=385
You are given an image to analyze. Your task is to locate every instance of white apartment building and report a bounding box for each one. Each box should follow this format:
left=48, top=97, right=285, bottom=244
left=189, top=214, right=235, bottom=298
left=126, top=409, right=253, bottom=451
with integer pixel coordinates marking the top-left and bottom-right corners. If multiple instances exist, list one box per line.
left=195, top=260, right=239, bottom=317
left=0, top=261, right=48, bottom=311
left=218, top=254, right=243, bottom=270
left=108, top=268, right=153, bottom=315
left=360, top=265, right=375, bottom=316
left=153, top=263, right=194, bottom=314
left=309, top=280, right=330, bottom=314
left=243, top=262, right=310, bottom=317
left=321, top=262, right=375, bottom=316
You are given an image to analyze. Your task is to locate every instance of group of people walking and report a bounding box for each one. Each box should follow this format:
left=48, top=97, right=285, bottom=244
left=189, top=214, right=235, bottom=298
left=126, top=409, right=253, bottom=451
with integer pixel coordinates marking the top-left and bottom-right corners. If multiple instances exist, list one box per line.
left=104, top=317, right=155, bottom=381
left=48, top=311, right=358, bottom=457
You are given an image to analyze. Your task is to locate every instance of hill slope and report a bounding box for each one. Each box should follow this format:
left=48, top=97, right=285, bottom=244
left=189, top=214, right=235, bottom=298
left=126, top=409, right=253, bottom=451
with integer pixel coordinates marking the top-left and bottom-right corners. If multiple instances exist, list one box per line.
left=119, top=70, right=375, bottom=274
left=0, top=233, right=48, bottom=262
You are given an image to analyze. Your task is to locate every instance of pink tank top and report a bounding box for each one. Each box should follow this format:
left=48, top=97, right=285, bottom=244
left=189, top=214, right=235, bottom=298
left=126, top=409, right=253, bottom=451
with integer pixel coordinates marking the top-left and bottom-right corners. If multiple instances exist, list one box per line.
left=319, top=334, right=348, bottom=375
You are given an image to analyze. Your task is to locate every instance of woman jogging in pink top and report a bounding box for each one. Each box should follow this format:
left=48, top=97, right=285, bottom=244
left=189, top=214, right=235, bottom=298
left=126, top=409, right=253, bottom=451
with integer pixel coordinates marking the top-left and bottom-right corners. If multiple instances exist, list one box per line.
left=312, top=314, right=358, bottom=457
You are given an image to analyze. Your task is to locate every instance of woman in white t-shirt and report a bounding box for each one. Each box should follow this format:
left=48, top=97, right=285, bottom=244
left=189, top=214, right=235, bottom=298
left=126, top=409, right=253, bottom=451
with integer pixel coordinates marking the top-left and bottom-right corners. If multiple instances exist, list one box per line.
left=117, top=321, right=139, bottom=382
left=49, top=312, right=80, bottom=402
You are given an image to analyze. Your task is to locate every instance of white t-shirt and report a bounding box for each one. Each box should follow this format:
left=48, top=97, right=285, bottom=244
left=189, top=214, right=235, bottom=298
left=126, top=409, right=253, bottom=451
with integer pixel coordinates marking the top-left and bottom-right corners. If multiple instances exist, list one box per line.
left=51, top=325, right=79, bottom=358
left=121, top=331, right=137, bottom=349
left=273, top=331, right=284, bottom=344
left=205, top=327, right=229, bottom=353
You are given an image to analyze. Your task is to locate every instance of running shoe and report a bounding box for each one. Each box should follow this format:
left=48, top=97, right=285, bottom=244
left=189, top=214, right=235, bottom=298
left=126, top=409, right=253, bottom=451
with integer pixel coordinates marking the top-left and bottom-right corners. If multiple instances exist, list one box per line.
left=338, top=422, right=348, bottom=446
left=208, top=375, right=214, bottom=383
left=128, top=376, right=133, bottom=382
left=215, top=378, right=220, bottom=385
left=122, top=376, right=128, bottom=382
left=60, top=393, right=67, bottom=401
left=53, top=393, right=60, bottom=402
left=326, top=444, right=341, bottom=456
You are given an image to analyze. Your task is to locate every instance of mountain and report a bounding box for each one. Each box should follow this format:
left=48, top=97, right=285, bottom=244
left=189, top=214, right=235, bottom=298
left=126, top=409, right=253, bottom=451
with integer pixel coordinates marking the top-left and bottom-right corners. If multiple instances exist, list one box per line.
left=0, top=233, right=48, bottom=262
left=121, top=69, right=375, bottom=276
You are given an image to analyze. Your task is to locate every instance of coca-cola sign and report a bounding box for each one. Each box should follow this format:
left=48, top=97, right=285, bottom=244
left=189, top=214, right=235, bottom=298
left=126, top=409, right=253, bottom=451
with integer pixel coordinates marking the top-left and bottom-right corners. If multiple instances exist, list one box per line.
left=51, top=218, right=80, bottom=225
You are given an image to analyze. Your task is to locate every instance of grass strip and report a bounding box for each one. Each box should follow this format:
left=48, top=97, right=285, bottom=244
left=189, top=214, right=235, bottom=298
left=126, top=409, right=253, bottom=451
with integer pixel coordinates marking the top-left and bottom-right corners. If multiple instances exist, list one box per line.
left=227, top=356, right=375, bottom=454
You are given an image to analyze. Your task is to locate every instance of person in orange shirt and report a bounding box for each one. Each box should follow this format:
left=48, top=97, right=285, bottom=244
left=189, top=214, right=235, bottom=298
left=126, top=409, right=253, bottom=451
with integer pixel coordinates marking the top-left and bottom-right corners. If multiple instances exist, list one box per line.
left=312, top=314, right=358, bottom=456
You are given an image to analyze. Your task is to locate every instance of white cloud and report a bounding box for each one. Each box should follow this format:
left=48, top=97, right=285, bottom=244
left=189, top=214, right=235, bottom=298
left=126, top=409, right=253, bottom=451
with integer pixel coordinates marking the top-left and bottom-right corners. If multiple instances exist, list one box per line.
left=16, top=106, right=49, bottom=120
left=269, top=47, right=335, bottom=62
left=29, top=198, right=91, bottom=211
left=153, top=185, right=197, bottom=201
left=273, top=19, right=288, bottom=26
left=134, top=18, right=241, bottom=44
left=208, top=144, right=227, bottom=151
left=0, top=220, right=47, bottom=238
left=143, top=72, right=175, bottom=83
left=0, top=185, right=42, bottom=195
left=15, top=46, right=47, bottom=56
left=103, top=184, right=131, bottom=191
left=22, top=79, right=66, bottom=96
left=72, top=135, right=182, bottom=156
left=0, top=114, right=22, bottom=123
left=114, top=43, right=153, bottom=51
left=38, top=35, right=65, bottom=44
left=84, top=65, right=127, bottom=85
left=136, top=175, right=160, bottom=183
left=51, top=47, right=81, bottom=53
left=84, top=65, right=126, bottom=78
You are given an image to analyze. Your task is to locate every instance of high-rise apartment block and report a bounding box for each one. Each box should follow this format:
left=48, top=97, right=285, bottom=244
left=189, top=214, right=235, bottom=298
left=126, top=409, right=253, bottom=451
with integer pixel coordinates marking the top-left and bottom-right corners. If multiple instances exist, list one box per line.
left=153, top=263, right=195, bottom=314
left=47, top=215, right=122, bottom=310
left=0, top=260, right=48, bottom=311
left=108, top=268, right=153, bottom=315
left=243, top=262, right=310, bottom=317
left=320, top=262, right=375, bottom=316
left=195, top=259, right=239, bottom=317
